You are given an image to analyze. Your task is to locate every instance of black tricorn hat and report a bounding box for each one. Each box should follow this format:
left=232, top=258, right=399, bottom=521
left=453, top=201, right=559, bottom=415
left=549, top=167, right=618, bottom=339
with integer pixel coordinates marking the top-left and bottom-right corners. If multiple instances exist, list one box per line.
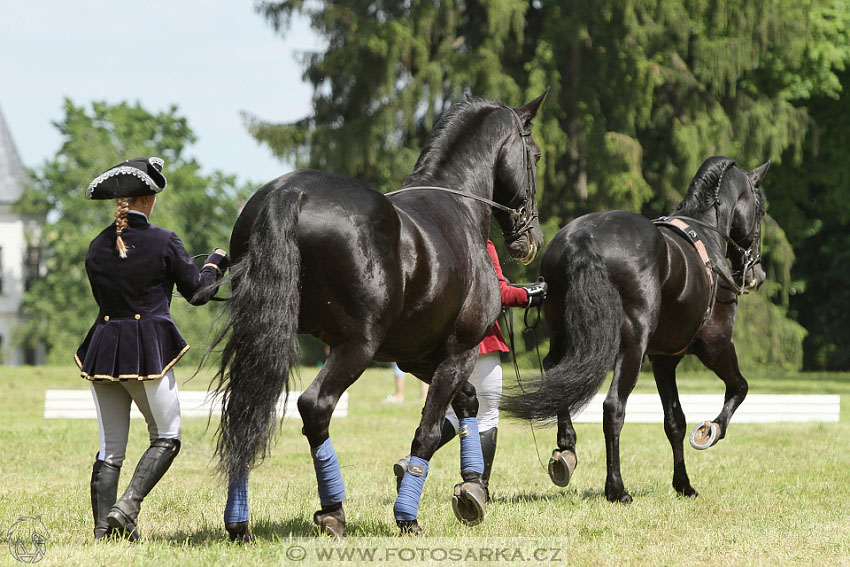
left=86, top=157, right=167, bottom=200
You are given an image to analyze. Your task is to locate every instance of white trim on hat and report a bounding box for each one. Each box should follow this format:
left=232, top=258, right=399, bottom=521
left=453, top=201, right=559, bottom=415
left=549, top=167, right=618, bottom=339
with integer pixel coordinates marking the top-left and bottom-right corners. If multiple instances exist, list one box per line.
left=85, top=165, right=164, bottom=199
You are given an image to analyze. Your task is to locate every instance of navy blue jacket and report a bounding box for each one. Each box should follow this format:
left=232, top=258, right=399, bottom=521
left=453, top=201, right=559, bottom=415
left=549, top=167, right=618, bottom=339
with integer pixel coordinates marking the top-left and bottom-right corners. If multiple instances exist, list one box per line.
left=75, top=212, right=227, bottom=381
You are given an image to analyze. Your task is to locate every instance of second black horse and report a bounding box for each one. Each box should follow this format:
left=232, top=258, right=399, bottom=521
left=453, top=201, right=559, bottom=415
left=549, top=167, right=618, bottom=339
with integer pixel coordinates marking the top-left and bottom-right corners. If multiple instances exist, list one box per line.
left=503, top=156, right=769, bottom=503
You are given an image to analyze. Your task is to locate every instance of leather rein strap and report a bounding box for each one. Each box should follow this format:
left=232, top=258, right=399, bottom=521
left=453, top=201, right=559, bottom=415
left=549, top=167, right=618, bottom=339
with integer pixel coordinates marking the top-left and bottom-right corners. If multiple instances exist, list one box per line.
left=386, top=106, right=537, bottom=242
left=386, top=185, right=516, bottom=214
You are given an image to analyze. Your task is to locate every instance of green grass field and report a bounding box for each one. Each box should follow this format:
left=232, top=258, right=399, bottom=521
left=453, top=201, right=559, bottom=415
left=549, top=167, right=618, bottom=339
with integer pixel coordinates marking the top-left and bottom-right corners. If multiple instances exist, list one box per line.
left=2, top=364, right=849, bottom=566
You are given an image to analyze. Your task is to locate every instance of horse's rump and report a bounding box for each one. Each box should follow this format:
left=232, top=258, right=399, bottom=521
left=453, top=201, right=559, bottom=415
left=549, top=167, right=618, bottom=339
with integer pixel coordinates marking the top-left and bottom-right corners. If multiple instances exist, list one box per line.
left=501, top=229, right=622, bottom=421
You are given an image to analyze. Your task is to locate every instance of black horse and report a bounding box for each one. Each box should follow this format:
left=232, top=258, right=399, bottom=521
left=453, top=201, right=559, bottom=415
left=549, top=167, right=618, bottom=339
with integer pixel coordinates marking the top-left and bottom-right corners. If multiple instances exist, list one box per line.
left=503, top=156, right=769, bottom=503
left=212, top=91, right=548, bottom=538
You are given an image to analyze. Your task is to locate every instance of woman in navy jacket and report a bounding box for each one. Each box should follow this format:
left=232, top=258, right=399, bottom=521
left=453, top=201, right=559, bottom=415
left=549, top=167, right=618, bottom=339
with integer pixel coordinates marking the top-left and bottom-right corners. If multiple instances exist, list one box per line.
left=78, top=157, right=228, bottom=541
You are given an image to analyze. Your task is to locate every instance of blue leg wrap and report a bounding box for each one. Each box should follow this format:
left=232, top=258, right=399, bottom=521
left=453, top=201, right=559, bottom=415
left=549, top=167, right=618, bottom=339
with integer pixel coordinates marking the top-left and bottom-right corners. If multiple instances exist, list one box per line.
left=224, top=472, right=250, bottom=523
left=393, top=456, right=429, bottom=521
left=312, top=437, right=346, bottom=507
left=459, top=417, right=485, bottom=475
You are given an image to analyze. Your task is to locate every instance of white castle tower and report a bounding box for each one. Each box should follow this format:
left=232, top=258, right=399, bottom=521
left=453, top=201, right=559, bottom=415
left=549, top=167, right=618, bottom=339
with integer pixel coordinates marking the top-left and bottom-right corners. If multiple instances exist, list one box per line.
left=0, top=105, right=44, bottom=364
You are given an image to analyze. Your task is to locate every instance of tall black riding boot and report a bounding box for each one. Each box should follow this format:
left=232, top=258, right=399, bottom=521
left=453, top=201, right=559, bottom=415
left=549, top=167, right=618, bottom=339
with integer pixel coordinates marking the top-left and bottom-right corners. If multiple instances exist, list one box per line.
left=479, top=427, right=498, bottom=502
left=394, top=419, right=457, bottom=491
left=90, top=458, right=121, bottom=540
left=107, top=438, right=180, bottom=541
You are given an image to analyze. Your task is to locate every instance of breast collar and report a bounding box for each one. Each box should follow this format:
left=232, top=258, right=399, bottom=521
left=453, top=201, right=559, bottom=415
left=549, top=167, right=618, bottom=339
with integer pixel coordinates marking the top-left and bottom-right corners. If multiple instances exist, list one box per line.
left=652, top=216, right=713, bottom=285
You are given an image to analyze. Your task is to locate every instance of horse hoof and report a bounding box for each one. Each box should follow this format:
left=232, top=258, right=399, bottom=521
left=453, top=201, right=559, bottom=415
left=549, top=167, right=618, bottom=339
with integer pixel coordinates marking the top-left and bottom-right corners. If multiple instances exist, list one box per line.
left=451, top=481, right=486, bottom=526
left=677, top=486, right=699, bottom=499
left=313, top=507, right=346, bottom=538
left=397, top=519, right=423, bottom=535
left=548, top=449, right=577, bottom=487
left=606, top=491, right=633, bottom=504
left=689, top=421, right=720, bottom=450
left=225, top=521, right=253, bottom=543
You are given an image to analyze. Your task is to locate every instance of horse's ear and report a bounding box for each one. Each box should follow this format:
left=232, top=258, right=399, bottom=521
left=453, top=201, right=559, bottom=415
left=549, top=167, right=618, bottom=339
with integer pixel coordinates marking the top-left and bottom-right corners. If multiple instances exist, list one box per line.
left=517, top=87, right=550, bottom=124
left=464, top=86, right=473, bottom=100
left=749, top=160, right=771, bottom=186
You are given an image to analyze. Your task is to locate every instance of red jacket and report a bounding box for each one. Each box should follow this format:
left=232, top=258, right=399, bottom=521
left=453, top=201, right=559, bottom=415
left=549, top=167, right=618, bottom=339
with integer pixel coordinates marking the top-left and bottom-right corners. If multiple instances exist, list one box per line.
left=480, top=240, right=530, bottom=354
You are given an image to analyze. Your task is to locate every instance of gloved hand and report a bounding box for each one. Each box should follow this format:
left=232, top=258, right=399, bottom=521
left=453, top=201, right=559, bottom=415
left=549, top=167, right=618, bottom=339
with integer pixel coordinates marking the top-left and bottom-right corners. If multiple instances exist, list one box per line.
left=206, top=248, right=230, bottom=273
left=524, top=280, right=548, bottom=307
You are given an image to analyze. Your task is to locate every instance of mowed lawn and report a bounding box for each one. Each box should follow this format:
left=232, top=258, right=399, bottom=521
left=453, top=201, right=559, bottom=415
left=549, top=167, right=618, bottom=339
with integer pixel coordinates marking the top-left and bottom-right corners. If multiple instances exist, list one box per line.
left=1, top=364, right=849, bottom=566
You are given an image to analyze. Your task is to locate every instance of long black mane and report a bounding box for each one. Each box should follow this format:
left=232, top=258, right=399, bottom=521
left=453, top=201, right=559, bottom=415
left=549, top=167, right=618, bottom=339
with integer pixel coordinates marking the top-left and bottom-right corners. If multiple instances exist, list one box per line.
left=404, top=97, right=502, bottom=186
left=671, top=156, right=736, bottom=217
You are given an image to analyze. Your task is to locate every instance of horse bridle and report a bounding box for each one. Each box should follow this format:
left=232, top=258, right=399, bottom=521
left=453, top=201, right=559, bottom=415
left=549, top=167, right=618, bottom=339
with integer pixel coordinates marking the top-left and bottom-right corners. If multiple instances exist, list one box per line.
left=676, top=173, right=763, bottom=295
left=386, top=106, right=538, bottom=244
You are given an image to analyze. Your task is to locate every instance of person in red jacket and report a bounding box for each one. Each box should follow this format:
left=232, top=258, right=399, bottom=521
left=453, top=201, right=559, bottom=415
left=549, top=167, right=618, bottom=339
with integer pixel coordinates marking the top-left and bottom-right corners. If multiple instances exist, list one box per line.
left=394, top=240, right=546, bottom=500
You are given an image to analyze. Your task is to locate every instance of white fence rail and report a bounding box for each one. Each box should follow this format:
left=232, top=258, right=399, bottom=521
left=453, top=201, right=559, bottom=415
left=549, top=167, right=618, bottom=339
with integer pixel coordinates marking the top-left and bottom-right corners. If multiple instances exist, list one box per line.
left=44, top=389, right=348, bottom=419
left=571, top=394, right=840, bottom=423
left=42, top=390, right=838, bottom=423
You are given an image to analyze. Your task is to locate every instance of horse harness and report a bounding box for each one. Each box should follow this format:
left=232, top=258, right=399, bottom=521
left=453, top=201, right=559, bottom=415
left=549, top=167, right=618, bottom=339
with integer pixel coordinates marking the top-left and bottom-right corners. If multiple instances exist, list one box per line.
left=386, top=106, right=538, bottom=244
left=653, top=217, right=714, bottom=285
left=652, top=216, right=719, bottom=356
left=676, top=168, right=764, bottom=296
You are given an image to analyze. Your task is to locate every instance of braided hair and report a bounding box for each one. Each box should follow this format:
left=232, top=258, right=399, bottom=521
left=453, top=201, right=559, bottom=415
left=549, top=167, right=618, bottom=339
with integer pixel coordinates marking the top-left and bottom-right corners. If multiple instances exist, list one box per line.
left=114, top=197, right=132, bottom=258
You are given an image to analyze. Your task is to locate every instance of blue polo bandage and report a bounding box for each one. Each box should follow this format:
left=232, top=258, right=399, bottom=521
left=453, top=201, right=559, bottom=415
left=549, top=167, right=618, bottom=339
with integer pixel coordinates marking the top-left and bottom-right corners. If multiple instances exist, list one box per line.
left=311, top=437, right=346, bottom=507
left=459, top=418, right=485, bottom=475
left=394, top=456, right=429, bottom=521
left=224, top=472, right=250, bottom=523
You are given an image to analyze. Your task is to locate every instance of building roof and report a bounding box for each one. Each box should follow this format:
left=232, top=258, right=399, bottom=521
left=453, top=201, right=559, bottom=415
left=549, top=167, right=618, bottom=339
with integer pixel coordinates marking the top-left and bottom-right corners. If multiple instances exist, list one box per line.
left=0, top=104, right=28, bottom=205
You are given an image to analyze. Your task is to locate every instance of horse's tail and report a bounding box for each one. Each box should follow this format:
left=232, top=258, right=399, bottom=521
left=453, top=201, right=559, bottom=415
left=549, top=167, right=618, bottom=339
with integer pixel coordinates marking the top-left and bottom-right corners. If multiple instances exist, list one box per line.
left=211, top=189, right=302, bottom=479
left=501, top=231, right=622, bottom=421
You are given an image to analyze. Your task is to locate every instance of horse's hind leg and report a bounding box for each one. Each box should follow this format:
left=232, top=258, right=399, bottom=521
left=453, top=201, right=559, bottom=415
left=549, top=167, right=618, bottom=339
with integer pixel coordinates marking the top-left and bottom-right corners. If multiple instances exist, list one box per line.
left=548, top=413, right=578, bottom=487
left=298, top=342, right=377, bottom=537
left=541, top=346, right=578, bottom=487
left=650, top=354, right=697, bottom=497
left=449, top=381, right=487, bottom=526
left=692, top=340, right=749, bottom=447
left=602, top=323, right=648, bottom=503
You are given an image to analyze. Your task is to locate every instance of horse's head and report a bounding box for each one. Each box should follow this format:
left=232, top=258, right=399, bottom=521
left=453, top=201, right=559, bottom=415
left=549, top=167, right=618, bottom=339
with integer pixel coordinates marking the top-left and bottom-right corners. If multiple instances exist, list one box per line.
left=492, top=89, right=549, bottom=265
left=727, top=161, right=770, bottom=292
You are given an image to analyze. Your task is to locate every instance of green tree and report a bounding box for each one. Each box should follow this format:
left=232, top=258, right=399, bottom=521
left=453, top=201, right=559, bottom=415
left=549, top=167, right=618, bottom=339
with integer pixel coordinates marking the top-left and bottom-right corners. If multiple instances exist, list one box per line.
left=14, top=100, right=247, bottom=367
left=767, top=69, right=850, bottom=370
left=248, top=0, right=844, bottom=369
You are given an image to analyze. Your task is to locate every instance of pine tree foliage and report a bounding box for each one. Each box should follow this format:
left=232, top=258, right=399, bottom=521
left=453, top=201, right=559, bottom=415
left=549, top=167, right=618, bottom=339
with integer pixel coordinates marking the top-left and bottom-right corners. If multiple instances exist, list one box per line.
left=767, top=69, right=850, bottom=370
left=248, top=0, right=850, bottom=370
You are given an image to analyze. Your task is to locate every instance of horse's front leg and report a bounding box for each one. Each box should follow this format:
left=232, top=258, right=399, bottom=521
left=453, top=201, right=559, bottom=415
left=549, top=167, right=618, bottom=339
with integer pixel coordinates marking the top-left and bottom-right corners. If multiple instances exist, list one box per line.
left=394, top=349, right=478, bottom=535
left=298, top=342, right=376, bottom=537
left=649, top=354, right=697, bottom=497
left=691, top=338, right=749, bottom=449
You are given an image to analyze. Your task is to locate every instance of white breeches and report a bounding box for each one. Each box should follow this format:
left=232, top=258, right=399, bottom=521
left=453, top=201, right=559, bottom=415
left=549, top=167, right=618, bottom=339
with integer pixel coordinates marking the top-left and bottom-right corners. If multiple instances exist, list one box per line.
left=90, top=369, right=181, bottom=466
left=446, top=351, right=502, bottom=433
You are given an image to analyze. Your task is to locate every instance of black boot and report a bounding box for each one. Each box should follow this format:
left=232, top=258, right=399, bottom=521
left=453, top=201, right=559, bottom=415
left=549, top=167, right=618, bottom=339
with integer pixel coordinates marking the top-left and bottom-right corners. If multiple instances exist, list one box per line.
left=90, top=458, right=121, bottom=540
left=479, top=427, right=498, bottom=502
left=107, top=438, right=180, bottom=541
left=394, top=419, right=457, bottom=492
